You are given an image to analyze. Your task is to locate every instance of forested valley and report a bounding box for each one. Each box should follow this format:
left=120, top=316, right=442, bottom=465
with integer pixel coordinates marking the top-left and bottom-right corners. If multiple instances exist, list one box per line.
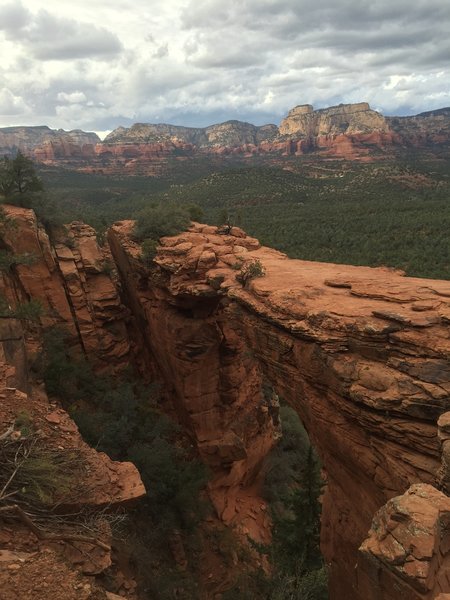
left=37, top=150, right=450, bottom=280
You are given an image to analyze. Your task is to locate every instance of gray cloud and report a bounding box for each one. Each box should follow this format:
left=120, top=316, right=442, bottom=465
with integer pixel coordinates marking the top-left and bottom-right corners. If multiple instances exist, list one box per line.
left=0, top=1, right=122, bottom=60
left=0, top=2, right=29, bottom=31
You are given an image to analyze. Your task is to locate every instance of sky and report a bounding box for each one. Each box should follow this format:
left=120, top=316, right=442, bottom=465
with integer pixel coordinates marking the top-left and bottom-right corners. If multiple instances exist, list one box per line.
left=0, top=0, right=449, bottom=136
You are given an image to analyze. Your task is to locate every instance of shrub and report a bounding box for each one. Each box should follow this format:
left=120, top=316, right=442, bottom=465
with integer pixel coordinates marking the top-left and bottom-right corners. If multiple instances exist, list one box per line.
left=64, top=236, right=76, bottom=249
left=39, top=329, right=210, bottom=529
left=236, top=258, right=266, bottom=286
left=96, top=230, right=106, bottom=246
left=187, top=204, right=204, bottom=222
left=0, top=295, right=44, bottom=322
left=0, top=250, right=37, bottom=272
left=14, top=409, right=33, bottom=436
left=269, top=566, right=329, bottom=600
left=140, top=239, right=159, bottom=266
left=231, top=260, right=244, bottom=270
left=13, top=298, right=44, bottom=322
left=99, top=259, right=114, bottom=276
left=0, top=426, right=82, bottom=508
left=0, top=151, right=43, bottom=204
left=19, top=447, right=79, bottom=506
left=133, top=204, right=190, bottom=242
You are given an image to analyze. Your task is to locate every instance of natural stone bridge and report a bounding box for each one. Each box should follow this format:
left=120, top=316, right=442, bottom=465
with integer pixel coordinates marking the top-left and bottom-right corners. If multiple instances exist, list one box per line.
left=109, top=222, right=450, bottom=600
left=2, top=206, right=449, bottom=598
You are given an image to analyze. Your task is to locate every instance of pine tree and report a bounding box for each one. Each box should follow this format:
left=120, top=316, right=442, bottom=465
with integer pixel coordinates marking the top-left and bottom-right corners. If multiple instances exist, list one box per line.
left=274, top=444, right=324, bottom=573
left=0, top=151, right=43, bottom=204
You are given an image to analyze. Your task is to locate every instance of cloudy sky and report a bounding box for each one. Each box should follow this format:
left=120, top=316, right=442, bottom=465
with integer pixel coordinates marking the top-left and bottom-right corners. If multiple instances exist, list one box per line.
left=0, top=0, right=449, bottom=135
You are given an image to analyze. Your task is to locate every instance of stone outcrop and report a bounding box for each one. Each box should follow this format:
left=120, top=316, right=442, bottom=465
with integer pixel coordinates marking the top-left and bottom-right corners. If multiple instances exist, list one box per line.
left=278, top=102, right=396, bottom=159
left=107, top=221, right=450, bottom=599
left=357, top=484, right=450, bottom=599
left=1, top=206, right=449, bottom=598
left=387, top=108, right=450, bottom=146
left=103, top=120, right=278, bottom=147
left=107, top=221, right=277, bottom=543
left=0, top=307, right=144, bottom=598
left=279, top=102, right=389, bottom=137
left=53, top=221, right=130, bottom=367
left=0, top=206, right=130, bottom=369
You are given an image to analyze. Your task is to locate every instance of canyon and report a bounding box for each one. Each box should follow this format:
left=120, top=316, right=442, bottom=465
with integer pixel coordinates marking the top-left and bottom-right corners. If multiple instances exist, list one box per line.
left=1, top=103, right=450, bottom=175
left=1, top=206, right=449, bottom=598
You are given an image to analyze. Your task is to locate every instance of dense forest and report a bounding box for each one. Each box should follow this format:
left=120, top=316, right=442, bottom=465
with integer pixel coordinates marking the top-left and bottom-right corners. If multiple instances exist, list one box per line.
left=35, top=150, right=450, bottom=280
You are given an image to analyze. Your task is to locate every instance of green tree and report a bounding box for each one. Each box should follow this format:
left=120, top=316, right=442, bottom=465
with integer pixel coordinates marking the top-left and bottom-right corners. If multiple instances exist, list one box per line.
left=274, top=444, right=324, bottom=573
left=0, top=151, right=43, bottom=205
left=133, top=204, right=190, bottom=242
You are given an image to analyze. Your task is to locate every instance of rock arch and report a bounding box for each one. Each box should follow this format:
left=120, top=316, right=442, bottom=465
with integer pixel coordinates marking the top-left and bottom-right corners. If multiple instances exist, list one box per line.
left=109, top=222, right=450, bottom=598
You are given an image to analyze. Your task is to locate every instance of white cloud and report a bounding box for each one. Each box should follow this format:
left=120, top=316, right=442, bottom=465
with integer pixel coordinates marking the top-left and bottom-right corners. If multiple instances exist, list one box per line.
left=56, top=91, right=87, bottom=104
left=0, top=88, right=29, bottom=116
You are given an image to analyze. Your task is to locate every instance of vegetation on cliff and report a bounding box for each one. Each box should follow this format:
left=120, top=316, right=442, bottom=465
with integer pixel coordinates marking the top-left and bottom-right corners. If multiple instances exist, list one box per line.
left=0, top=151, right=43, bottom=205
left=264, top=406, right=328, bottom=599
left=38, top=328, right=211, bottom=597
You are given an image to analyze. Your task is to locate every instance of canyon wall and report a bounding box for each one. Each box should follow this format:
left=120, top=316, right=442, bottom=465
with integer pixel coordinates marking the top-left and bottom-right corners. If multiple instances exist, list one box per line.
left=0, top=319, right=145, bottom=599
left=1, top=207, right=449, bottom=598
left=0, top=206, right=130, bottom=369
left=2, top=103, right=449, bottom=173
left=107, top=221, right=450, bottom=599
left=0, top=209, right=145, bottom=599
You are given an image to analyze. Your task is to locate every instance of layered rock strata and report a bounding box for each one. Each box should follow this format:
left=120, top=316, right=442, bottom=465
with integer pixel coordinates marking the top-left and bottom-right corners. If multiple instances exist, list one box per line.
left=357, top=484, right=450, bottom=599
left=2, top=103, right=450, bottom=172
left=0, top=206, right=130, bottom=369
left=1, top=206, right=449, bottom=598
left=0, top=310, right=145, bottom=598
left=0, top=126, right=98, bottom=160
left=107, top=221, right=450, bottom=599
left=107, top=221, right=277, bottom=543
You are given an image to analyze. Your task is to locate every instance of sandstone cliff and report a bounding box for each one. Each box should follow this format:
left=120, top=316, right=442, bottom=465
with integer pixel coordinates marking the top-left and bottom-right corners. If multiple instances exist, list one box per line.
left=106, top=221, right=450, bottom=599
left=387, top=107, right=450, bottom=146
left=0, top=206, right=130, bottom=369
left=0, top=274, right=144, bottom=599
left=278, top=102, right=389, bottom=137
left=4, top=103, right=450, bottom=173
left=103, top=120, right=279, bottom=147
left=1, top=206, right=450, bottom=598
left=0, top=126, right=99, bottom=159
left=358, top=483, right=450, bottom=600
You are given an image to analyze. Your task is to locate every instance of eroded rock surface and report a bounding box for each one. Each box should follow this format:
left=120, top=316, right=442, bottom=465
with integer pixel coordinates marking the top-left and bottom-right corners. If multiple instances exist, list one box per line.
left=2, top=206, right=449, bottom=598
left=1, top=206, right=130, bottom=369
left=357, top=484, right=450, bottom=599
left=0, top=313, right=144, bottom=598
left=108, top=221, right=450, bottom=599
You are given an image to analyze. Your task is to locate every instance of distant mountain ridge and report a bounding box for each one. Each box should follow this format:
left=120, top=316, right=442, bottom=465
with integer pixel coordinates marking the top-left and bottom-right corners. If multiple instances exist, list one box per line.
left=0, top=126, right=99, bottom=154
left=1, top=102, right=450, bottom=172
left=104, top=120, right=279, bottom=146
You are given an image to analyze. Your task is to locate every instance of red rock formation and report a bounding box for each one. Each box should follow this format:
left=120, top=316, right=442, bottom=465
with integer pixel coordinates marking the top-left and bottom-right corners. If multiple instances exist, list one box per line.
left=357, top=484, right=450, bottom=599
left=0, top=310, right=144, bottom=599
left=107, top=222, right=450, bottom=599
left=2, top=103, right=449, bottom=175
left=53, top=221, right=130, bottom=368
left=1, top=206, right=130, bottom=369
left=107, top=221, right=277, bottom=544
left=2, top=207, right=449, bottom=597
left=1, top=206, right=75, bottom=334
